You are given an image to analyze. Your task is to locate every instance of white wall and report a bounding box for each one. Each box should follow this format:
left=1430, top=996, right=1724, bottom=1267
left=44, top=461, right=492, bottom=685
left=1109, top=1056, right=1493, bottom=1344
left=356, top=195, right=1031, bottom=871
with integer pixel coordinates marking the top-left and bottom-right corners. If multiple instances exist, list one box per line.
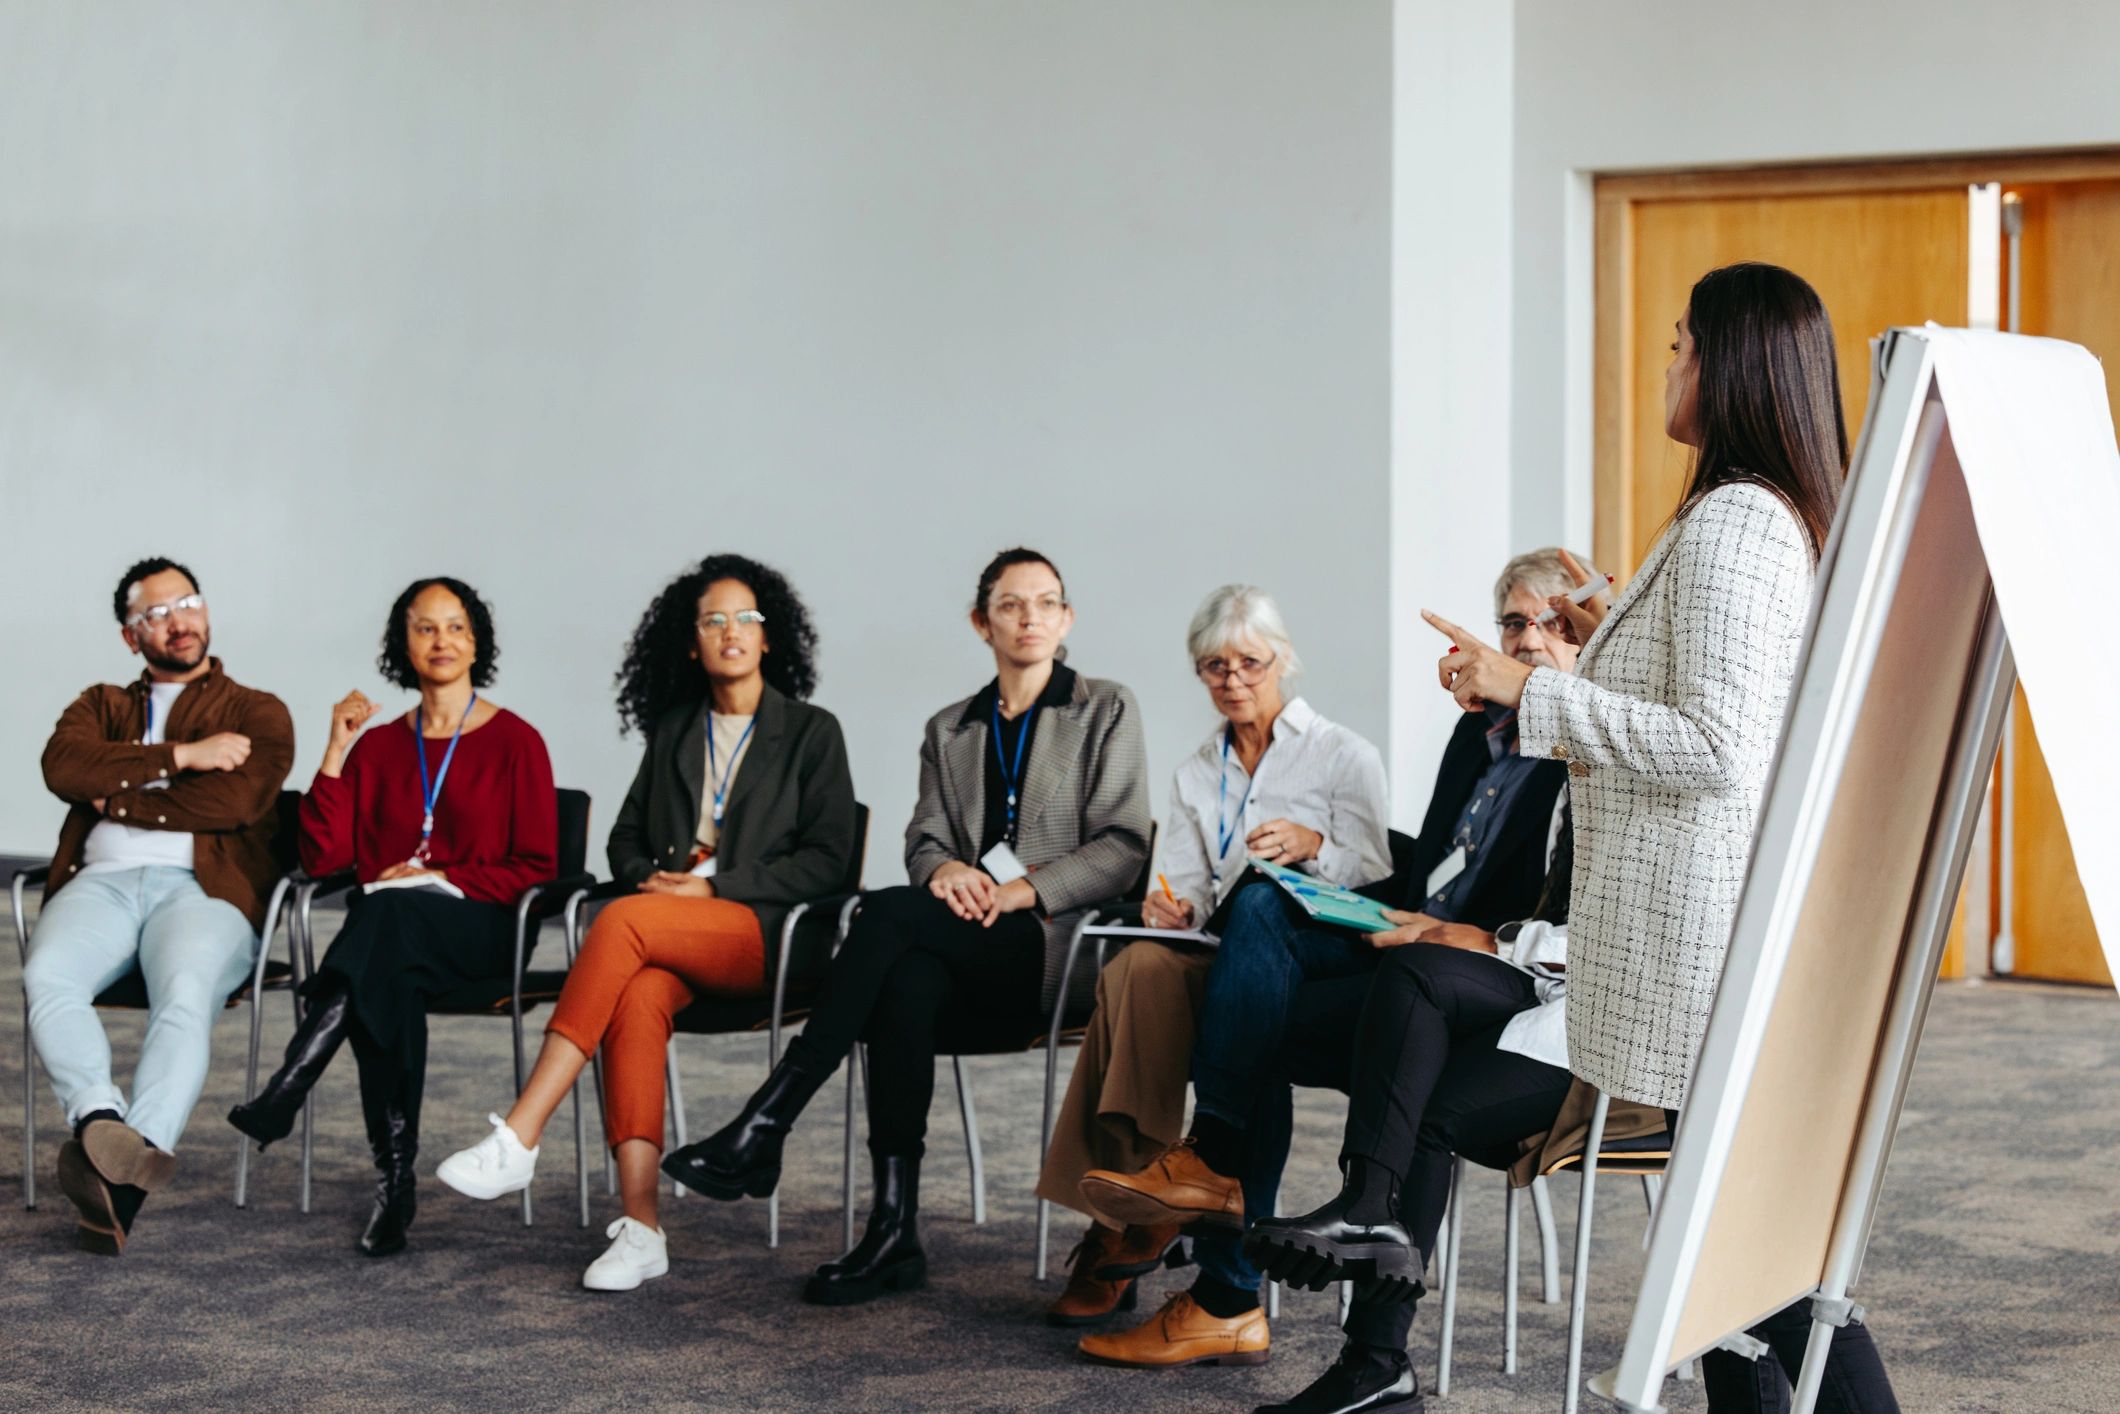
left=1511, top=0, right=2120, bottom=551
left=0, top=2, right=1393, bottom=871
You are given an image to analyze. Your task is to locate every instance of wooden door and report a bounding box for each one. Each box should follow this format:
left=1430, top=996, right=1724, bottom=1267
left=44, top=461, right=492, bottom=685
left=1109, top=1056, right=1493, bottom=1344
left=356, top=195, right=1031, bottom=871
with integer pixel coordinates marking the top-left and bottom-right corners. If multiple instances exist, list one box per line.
left=1994, top=178, right=2119, bottom=985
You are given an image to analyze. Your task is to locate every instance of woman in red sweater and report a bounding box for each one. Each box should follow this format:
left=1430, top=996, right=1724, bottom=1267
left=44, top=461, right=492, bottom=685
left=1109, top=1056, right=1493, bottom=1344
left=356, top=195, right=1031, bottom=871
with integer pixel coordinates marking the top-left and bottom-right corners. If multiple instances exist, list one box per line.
left=229, top=577, right=556, bottom=1257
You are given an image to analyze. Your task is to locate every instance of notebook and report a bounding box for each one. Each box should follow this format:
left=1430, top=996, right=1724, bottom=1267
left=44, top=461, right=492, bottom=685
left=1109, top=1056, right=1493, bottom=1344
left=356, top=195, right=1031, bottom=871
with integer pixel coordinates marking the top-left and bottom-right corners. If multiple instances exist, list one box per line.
left=1247, top=856, right=1398, bottom=934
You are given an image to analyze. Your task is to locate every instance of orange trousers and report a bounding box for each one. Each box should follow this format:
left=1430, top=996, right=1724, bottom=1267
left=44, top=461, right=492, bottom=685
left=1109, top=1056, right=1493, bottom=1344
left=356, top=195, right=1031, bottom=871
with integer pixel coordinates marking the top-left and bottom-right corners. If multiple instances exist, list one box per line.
left=546, top=893, right=765, bottom=1149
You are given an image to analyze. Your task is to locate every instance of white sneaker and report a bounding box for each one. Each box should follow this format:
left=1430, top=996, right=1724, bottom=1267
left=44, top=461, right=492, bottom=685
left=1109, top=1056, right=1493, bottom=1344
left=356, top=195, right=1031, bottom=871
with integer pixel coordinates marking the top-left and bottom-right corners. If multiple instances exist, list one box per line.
left=436, top=1114, right=540, bottom=1200
left=583, top=1216, right=670, bottom=1291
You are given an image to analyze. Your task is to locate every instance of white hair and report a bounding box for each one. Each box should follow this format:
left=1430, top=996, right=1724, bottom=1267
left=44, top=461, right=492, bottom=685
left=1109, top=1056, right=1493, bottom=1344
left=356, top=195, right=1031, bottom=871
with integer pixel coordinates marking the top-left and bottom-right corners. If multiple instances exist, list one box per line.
left=1494, top=547, right=1601, bottom=619
left=1186, top=584, right=1301, bottom=679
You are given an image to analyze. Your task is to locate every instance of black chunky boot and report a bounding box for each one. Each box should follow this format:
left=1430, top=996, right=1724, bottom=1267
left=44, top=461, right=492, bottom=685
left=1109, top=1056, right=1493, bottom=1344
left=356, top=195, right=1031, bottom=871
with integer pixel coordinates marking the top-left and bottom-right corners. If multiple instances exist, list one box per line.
left=802, top=1152, right=927, bottom=1306
left=1257, top=1342, right=1426, bottom=1413
left=229, top=976, right=353, bottom=1148
left=1244, top=1157, right=1422, bottom=1297
left=662, top=1053, right=831, bottom=1200
left=357, top=1087, right=417, bottom=1258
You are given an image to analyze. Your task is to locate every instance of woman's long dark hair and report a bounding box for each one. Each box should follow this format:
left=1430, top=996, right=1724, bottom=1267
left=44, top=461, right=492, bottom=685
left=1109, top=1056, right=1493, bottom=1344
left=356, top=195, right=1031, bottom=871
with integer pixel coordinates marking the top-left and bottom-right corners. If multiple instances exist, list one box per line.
left=614, top=555, right=820, bottom=736
left=1678, top=262, right=1847, bottom=559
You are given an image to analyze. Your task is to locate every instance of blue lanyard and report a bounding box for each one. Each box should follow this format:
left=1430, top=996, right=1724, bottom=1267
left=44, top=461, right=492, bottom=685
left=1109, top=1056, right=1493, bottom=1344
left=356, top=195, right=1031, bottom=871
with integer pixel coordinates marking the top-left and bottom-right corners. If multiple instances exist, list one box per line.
left=991, top=695, right=1037, bottom=843
left=1213, top=729, right=1260, bottom=881
left=706, top=712, right=757, bottom=826
left=143, top=691, right=157, bottom=743
left=412, top=693, right=476, bottom=859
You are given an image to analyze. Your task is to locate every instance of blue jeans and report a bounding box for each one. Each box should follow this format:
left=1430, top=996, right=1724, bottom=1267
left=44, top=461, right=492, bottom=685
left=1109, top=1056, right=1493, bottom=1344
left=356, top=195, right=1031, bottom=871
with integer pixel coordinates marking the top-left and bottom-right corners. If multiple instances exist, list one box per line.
left=1189, top=882, right=1375, bottom=1293
left=22, top=866, right=256, bottom=1152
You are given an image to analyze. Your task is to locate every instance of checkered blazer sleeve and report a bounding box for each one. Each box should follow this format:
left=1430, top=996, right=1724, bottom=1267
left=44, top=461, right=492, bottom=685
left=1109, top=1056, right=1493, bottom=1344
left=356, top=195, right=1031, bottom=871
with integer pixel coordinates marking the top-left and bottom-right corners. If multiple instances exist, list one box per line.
left=903, top=713, right=960, bottom=888
left=1025, top=683, right=1152, bottom=916
left=1518, top=485, right=1814, bottom=791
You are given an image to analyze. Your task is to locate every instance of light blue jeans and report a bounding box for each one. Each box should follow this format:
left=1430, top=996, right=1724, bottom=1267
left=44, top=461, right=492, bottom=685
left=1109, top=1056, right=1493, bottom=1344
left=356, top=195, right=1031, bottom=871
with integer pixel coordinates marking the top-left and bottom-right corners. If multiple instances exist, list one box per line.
left=23, top=866, right=256, bottom=1152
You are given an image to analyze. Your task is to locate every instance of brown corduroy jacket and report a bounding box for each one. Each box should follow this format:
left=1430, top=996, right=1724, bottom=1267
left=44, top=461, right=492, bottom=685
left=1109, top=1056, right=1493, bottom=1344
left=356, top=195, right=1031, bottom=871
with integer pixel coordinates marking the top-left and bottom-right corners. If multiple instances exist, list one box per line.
left=40, top=659, right=296, bottom=932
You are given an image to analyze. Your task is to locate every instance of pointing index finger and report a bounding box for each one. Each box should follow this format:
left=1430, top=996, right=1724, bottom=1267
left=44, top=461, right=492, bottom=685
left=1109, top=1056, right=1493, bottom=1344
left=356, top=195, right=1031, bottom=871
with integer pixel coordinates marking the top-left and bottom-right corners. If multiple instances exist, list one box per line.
left=1421, top=609, right=1474, bottom=649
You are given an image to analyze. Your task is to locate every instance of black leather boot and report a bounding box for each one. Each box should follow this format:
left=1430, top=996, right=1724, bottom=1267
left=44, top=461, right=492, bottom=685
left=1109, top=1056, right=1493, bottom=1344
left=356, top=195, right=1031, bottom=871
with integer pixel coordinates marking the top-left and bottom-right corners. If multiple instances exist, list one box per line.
left=229, top=976, right=353, bottom=1148
left=1256, top=1343, right=1425, bottom=1413
left=357, top=1085, right=417, bottom=1258
left=802, top=1152, right=927, bottom=1306
left=1243, top=1157, right=1422, bottom=1297
left=662, top=1053, right=831, bottom=1200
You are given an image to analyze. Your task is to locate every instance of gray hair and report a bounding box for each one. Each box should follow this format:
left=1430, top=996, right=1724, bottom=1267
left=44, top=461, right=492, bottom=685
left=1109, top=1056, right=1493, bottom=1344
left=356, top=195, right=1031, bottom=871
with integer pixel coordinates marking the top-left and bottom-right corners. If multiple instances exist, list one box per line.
left=1186, top=584, right=1301, bottom=679
left=1493, top=547, right=1601, bottom=619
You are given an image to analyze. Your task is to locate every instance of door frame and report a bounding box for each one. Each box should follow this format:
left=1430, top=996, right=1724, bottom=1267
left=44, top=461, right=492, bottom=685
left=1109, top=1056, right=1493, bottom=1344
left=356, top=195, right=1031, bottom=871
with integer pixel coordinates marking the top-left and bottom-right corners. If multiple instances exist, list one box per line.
left=1590, top=146, right=2120, bottom=576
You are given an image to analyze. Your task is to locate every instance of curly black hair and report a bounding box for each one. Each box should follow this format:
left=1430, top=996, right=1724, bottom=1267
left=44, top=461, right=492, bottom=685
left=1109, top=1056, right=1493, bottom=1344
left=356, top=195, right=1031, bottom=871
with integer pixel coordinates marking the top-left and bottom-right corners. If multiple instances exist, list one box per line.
left=113, top=557, right=199, bottom=624
left=615, top=554, right=820, bottom=736
left=377, top=576, right=500, bottom=690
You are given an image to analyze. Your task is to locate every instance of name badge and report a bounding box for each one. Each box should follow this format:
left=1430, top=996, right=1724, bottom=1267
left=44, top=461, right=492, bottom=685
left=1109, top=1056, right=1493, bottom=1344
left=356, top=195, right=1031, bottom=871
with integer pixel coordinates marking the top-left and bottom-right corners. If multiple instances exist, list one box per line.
left=1425, top=846, right=1468, bottom=900
left=980, top=842, right=1030, bottom=885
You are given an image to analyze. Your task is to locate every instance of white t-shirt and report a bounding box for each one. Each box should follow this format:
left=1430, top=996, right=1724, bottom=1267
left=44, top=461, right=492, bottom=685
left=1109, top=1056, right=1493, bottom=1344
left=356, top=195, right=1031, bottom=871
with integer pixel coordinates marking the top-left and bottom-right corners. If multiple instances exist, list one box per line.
left=80, top=681, right=196, bottom=875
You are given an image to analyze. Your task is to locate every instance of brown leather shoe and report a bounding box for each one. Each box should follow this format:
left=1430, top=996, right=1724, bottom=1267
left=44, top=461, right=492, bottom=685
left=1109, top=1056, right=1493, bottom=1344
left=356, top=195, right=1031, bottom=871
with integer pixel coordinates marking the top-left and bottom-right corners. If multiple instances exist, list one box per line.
left=1078, top=1290, right=1270, bottom=1368
left=1095, top=1220, right=1185, bottom=1281
left=79, top=1116, right=177, bottom=1193
left=1046, top=1223, right=1141, bottom=1327
left=1080, top=1140, right=1244, bottom=1230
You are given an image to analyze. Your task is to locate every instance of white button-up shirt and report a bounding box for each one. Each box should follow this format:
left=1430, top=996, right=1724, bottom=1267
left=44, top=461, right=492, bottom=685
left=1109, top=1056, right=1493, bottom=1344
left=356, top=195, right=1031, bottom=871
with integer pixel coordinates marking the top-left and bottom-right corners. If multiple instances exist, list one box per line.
left=1157, top=696, right=1391, bottom=930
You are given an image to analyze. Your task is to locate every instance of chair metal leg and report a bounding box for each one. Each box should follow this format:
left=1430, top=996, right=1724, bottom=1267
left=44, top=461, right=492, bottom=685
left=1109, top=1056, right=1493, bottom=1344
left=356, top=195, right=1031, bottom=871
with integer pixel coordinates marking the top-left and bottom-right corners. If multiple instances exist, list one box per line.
left=513, top=1003, right=533, bottom=1228
left=22, top=1009, right=37, bottom=1211
left=1564, top=1094, right=1611, bottom=1414
left=665, top=1041, right=687, bottom=1202
left=1266, top=1186, right=1281, bottom=1320
left=1436, top=1156, right=1466, bottom=1395
left=843, top=1046, right=863, bottom=1252
left=952, top=1056, right=986, bottom=1225
left=1035, top=1025, right=1065, bottom=1282
left=1504, top=1176, right=1521, bottom=1376
left=1338, top=1280, right=1353, bottom=1325
left=234, top=992, right=265, bottom=1208
left=1532, top=1174, right=1561, bottom=1303
left=572, top=1075, right=590, bottom=1229
left=590, top=1054, right=614, bottom=1195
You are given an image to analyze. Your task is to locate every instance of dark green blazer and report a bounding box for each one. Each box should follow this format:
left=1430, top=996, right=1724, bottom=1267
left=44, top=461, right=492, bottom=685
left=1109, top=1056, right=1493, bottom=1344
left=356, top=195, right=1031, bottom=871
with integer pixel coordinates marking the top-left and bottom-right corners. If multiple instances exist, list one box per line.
left=607, top=684, right=858, bottom=982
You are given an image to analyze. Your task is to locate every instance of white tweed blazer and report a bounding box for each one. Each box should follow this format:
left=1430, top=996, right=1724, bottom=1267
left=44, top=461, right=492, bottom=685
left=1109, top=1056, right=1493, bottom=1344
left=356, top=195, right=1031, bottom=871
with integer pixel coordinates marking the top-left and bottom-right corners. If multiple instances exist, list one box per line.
left=1516, top=482, right=1815, bottom=1110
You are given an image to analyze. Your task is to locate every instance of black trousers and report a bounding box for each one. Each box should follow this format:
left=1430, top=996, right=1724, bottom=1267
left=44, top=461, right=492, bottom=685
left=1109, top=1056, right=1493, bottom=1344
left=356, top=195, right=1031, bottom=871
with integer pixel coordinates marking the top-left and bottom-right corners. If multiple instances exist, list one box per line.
left=1666, top=1110, right=1903, bottom=1413
left=1280, top=944, right=1574, bottom=1351
left=314, top=889, right=516, bottom=1136
left=786, top=885, right=1044, bottom=1158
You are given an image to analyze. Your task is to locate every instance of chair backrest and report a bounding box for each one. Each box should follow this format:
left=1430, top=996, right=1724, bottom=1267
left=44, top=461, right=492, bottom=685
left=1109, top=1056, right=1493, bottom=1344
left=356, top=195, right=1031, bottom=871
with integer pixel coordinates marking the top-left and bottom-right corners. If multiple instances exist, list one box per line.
left=269, top=789, right=304, bottom=875
left=556, top=788, right=592, bottom=877
left=841, top=803, right=872, bottom=894
left=1388, top=828, right=1419, bottom=877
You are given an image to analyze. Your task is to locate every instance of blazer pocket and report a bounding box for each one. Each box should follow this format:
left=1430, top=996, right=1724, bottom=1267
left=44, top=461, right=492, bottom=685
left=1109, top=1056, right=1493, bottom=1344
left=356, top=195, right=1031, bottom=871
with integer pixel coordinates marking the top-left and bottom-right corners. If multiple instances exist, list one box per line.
left=1619, top=813, right=1751, bottom=959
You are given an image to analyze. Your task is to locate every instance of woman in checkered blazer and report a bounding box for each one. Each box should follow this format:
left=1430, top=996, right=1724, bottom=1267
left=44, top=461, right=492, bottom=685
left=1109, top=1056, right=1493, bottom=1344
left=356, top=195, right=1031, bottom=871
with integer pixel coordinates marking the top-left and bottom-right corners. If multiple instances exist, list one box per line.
left=1429, top=264, right=1902, bottom=1410
left=664, top=547, right=1152, bottom=1308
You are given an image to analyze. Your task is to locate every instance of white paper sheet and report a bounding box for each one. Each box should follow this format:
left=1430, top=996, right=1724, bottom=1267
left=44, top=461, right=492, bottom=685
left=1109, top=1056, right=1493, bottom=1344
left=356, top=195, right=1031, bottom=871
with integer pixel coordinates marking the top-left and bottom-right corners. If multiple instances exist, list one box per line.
left=1925, top=325, right=2120, bottom=984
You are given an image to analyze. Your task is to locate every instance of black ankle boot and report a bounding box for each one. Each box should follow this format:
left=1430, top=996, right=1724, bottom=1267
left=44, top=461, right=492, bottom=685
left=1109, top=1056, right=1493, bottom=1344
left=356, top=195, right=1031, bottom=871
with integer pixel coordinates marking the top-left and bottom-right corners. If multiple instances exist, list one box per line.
left=1257, top=1343, right=1424, bottom=1414
left=1243, top=1157, right=1421, bottom=1296
left=229, top=977, right=352, bottom=1147
left=803, top=1152, right=927, bottom=1306
left=357, top=1089, right=417, bottom=1258
left=662, top=1053, right=830, bottom=1200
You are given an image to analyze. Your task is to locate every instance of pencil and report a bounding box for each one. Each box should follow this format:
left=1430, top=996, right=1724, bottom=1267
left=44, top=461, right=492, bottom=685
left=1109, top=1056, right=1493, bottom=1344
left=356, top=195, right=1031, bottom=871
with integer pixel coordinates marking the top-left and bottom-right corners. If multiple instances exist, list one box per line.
left=1157, top=873, right=1178, bottom=906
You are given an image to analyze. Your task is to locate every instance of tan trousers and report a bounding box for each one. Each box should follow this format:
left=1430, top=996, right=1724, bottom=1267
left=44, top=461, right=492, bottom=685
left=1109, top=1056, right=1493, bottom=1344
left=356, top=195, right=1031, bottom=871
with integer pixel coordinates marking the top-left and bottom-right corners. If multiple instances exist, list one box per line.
left=1035, top=940, right=1213, bottom=1219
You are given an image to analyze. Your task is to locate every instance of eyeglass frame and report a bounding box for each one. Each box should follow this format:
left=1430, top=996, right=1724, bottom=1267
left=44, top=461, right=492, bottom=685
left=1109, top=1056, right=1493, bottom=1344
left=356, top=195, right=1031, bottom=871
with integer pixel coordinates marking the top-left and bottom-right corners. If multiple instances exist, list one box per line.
left=1195, top=649, right=1279, bottom=686
left=984, top=593, right=1070, bottom=624
left=696, top=609, right=768, bottom=633
left=124, top=593, right=207, bottom=630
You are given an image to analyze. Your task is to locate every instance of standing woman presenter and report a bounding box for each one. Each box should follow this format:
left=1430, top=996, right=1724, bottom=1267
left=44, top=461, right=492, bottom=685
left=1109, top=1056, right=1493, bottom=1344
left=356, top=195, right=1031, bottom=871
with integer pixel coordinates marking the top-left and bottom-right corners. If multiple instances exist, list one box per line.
left=1422, top=262, right=1899, bottom=1412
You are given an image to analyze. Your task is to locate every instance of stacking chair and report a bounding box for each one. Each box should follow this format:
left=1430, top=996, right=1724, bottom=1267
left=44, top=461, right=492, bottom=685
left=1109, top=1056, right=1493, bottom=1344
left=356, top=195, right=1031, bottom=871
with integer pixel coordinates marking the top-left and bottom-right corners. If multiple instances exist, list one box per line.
left=264, top=787, right=596, bottom=1225
left=842, top=826, right=1160, bottom=1260
left=579, top=803, right=872, bottom=1243
left=12, top=789, right=305, bottom=1211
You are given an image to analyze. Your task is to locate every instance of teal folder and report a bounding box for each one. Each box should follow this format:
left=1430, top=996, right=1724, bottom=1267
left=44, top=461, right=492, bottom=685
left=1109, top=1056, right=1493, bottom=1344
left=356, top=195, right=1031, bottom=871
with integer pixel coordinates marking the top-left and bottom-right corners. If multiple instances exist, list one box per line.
left=1248, top=856, right=1398, bottom=934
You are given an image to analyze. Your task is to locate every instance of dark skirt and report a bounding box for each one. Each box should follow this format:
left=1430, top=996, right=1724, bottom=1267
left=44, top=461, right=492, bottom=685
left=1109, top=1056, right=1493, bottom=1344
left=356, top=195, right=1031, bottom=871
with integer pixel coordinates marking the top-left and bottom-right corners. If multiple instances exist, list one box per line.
left=313, top=888, right=515, bottom=1092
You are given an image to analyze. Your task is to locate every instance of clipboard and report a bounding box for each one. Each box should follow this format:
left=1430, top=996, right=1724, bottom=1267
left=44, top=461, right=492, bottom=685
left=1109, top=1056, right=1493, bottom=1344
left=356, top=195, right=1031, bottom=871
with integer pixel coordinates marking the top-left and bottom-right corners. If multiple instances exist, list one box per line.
left=1247, top=856, right=1398, bottom=934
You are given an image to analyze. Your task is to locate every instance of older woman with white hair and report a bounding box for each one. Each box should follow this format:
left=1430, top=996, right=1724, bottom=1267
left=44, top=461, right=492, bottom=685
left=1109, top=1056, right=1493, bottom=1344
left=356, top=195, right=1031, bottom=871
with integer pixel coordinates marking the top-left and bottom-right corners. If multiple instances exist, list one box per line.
left=1035, top=584, right=1390, bottom=1326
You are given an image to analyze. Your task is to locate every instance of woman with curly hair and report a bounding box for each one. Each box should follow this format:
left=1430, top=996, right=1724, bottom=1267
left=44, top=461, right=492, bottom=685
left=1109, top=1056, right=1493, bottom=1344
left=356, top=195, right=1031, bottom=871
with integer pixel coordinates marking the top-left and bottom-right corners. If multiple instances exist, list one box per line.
left=435, top=554, right=856, bottom=1292
left=230, top=577, right=557, bottom=1258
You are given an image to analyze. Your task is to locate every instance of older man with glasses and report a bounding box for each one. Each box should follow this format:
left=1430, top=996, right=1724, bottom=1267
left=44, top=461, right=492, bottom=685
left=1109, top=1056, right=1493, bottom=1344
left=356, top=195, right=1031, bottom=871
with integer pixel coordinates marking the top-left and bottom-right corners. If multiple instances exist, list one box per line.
left=24, top=557, right=293, bottom=1254
left=1073, top=549, right=1602, bottom=1392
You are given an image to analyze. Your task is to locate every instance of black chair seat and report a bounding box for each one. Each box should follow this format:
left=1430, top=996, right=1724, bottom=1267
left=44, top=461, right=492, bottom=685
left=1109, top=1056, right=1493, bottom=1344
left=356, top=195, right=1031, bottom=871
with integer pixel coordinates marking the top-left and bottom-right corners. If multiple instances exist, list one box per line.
left=93, top=960, right=295, bottom=1011
left=429, top=970, right=573, bottom=1016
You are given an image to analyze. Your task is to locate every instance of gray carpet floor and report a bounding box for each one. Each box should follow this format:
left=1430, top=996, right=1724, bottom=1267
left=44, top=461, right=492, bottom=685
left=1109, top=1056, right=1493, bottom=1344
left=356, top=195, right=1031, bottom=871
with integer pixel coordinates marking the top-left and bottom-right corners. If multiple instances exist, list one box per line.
left=3, top=903, right=2116, bottom=1412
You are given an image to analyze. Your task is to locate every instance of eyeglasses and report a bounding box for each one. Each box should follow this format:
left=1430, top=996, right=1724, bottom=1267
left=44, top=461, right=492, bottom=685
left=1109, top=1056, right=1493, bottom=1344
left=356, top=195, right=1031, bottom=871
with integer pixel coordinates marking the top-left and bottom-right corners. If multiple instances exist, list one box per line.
left=987, top=594, right=1068, bottom=624
left=125, top=593, right=206, bottom=629
left=1496, top=615, right=1552, bottom=637
left=1196, top=651, right=1277, bottom=686
left=697, top=610, right=767, bottom=633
